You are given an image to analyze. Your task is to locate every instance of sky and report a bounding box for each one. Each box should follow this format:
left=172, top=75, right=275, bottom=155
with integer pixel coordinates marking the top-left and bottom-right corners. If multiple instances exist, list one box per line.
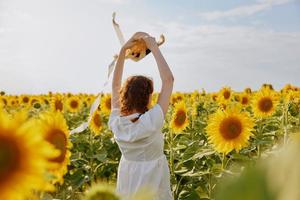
left=0, top=0, right=299, bottom=94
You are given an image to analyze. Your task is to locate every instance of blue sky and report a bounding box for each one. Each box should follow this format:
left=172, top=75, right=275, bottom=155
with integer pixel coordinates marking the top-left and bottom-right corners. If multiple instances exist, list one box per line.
left=0, top=0, right=299, bottom=94
left=142, top=0, right=300, bottom=31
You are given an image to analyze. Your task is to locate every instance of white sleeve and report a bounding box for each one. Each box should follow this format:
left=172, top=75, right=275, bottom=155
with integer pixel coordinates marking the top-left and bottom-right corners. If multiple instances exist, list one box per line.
left=139, top=104, right=165, bottom=132
left=108, top=108, right=120, bottom=131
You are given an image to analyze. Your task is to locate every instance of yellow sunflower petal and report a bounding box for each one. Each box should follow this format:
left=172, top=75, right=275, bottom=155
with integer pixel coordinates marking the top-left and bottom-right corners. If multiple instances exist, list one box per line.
left=170, top=101, right=189, bottom=133
left=206, top=106, right=254, bottom=154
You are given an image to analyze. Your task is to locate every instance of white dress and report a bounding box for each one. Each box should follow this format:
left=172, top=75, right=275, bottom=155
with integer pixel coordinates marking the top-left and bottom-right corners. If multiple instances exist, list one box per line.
left=108, top=104, right=173, bottom=200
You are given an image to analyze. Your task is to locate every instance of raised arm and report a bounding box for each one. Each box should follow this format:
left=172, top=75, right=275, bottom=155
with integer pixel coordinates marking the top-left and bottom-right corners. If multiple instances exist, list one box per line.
left=111, top=32, right=150, bottom=109
left=111, top=48, right=126, bottom=109
left=143, top=36, right=174, bottom=117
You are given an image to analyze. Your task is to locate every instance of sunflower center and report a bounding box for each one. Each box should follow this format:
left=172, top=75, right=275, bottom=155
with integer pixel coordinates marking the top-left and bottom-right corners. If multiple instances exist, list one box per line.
left=246, top=89, right=252, bottom=94
left=212, top=95, right=217, bottom=101
left=70, top=100, right=78, bottom=109
left=44, top=99, right=49, bottom=105
left=177, top=96, right=183, bottom=101
left=242, top=97, right=249, bottom=105
left=219, top=117, right=242, bottom=140
left=223, top=91, right=231, bottom=99
left=46, top=129, right=67, bottom=163
left=0, top=135, right=21, bottom=184
left=22, top=96, right=29, bottom=103
left=105, top=98, right=111, bottom=110
left=93, top=113, right=102, bottom=128
left=258, top=97, right=273, bottom=112
left=55, top=100, right=63, bottom=111
left=174, top=110, right=186, bottom=126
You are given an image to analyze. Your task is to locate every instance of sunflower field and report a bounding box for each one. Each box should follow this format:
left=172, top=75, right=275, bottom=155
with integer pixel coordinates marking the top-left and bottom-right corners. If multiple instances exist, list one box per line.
left=0, top=83, right=300, bottom=200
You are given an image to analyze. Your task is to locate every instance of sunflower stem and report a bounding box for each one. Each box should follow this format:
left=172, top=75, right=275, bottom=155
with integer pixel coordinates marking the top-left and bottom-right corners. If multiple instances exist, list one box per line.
left=169, top=130, right=175, bottom=197
left=282, top=102, right=289, bottom=146
left=257, top=118, right=263, bottom=159
left=221, top=153, right=226, bottom=170
left=174, top=176, right=183, bottom=200
left=208, top=173, right=212, bottom=198
left=89, top=130, right=95, bottom=184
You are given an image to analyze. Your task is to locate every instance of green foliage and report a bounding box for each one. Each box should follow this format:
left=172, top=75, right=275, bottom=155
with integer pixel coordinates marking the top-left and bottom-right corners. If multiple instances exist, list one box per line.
left=40, top=96, right=300, bottom=199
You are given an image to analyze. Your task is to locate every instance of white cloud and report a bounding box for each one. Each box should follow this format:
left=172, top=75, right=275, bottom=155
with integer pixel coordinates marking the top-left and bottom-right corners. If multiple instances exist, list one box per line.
left=0, top=0, right=299, bottom=94
left=199, top=0, right=293, bottom=21
left=142, top=21, right=300, bottom=91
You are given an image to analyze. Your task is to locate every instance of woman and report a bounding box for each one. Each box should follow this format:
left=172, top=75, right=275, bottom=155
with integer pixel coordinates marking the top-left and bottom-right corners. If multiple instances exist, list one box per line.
left=108, top=32, right=174, bottom=200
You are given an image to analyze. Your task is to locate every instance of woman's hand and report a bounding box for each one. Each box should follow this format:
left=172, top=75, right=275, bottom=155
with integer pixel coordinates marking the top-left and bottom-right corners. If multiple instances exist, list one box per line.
left=143, top=35, right=158, bottom=51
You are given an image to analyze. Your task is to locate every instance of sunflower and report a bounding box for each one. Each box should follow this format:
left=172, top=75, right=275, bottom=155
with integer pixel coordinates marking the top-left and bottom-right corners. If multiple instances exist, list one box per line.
left=19, top=95, right=31, bottom=109
left=30, top=96, right=42, bottom=107
left=80, top=94, right=89, bottom=108
left=285, top=90, right=300, bottom=104
left=89, top=110, right=103, bottom=135
left=67, top=92, right=72, bottom=98
left=261, top=83, right=274, bottom=90
left=66, top=95, right=82, bottom=113
left=171, top=92, right=184, bottom=105
left=190, top=90, right=200, bottom=104
left=8, top=96, right=19, bottom=108
left=244, top=87, right=252, bottom=94
left=51, top=94, right=65, bottom=112
left=219, top=103, right=227, bottom=111
left=0, top=97, right=4, bottom=109
left=206, top=106, right=254, bottom=154
left=281, top=84, right=294, bottom=94
left=86, top=95, right=96, bottom=108
left=0, top=96, right=7, bottom=107
left=41, top=95, right=50, bottom=106
left=150, top=92, right=159, bottom=108
left=82, top=183, right=120, bottom=200
left=239, top=92, right=251, bottom=107
left=191, top=101, right=202, bottom=118
left=252, top=88, right=279, bottom=118
left=100, top=94, right=112, bottom=116
left=170, top=101, right=189, bottom=133
left=0, top=110, right=57, bottom=200
left=217, top=87, right=233, bottom=104
left=38, top=111, right=72, bottom=185
left=211, top=92, right=218, bottom=102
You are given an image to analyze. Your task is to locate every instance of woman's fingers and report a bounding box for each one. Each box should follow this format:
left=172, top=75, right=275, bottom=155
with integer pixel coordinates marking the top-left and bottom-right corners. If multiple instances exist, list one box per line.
left=143, top=36, right=157, bottom=50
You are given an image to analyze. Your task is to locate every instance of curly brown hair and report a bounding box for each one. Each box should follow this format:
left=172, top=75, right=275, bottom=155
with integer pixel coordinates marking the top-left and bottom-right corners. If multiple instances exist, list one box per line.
left=119, top=75, right=154, bottom=117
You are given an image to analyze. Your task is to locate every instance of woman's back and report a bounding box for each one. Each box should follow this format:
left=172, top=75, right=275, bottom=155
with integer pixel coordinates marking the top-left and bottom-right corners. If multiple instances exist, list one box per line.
left=108, top=104, right=165, bottom=161
left=108, top=103, right=173, bottom=199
